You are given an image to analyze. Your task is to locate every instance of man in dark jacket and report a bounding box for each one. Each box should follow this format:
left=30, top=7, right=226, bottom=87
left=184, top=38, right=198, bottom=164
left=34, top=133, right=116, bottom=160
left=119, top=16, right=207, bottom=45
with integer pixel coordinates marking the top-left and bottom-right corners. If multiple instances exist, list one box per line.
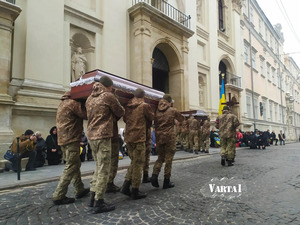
left=86, top=76, right=125, bottom=213
left=150, top=94, right=184, bottom=189
left=34, top=131, right=47, bottom=168
left=52, top=91, right=89, bottom=205
left=270, top=131, right=278, bottom=145
left=120, top=88, right=154, bottom=200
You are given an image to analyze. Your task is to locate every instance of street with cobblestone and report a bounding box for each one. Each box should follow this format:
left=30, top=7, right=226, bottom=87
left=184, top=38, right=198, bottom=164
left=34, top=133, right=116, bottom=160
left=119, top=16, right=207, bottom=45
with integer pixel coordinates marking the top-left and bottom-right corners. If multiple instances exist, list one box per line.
left=1, top=143, right=300, bottom=225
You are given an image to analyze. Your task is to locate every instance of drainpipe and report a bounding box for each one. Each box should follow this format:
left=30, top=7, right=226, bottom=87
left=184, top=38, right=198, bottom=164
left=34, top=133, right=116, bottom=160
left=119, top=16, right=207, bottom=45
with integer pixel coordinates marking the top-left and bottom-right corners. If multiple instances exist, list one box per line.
left=247, top=0, right=256, bottom=130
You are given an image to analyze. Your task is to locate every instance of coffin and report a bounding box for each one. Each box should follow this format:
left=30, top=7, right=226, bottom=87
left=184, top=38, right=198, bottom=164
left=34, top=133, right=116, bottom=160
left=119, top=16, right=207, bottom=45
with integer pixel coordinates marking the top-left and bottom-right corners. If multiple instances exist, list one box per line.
left=181, top=110, right=208, bottom=120
left=70, top=69, right=165, bottom=108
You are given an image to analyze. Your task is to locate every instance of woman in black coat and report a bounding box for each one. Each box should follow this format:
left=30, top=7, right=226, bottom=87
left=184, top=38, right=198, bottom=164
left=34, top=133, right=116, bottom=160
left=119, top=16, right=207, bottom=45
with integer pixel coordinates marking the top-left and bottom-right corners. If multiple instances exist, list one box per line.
left=46, top=126, right=62, bottom=165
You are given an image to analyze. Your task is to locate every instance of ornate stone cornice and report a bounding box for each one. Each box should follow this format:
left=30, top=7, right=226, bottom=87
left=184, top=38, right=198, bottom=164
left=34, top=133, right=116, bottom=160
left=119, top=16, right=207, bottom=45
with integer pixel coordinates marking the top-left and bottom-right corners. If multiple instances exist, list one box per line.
left=218, top=40, right=235, bottom=56
left=128, top=2, right=194, bottom=38
left=232, top=0, right=242, bottom=15
left=196, top=26, right=209, bottom=41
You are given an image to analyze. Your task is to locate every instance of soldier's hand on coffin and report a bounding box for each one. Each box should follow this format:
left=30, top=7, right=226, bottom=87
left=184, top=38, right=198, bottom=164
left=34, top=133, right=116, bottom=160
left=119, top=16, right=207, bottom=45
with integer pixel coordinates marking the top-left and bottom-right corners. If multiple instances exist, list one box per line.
left=51, top=149, right=57, bottom=152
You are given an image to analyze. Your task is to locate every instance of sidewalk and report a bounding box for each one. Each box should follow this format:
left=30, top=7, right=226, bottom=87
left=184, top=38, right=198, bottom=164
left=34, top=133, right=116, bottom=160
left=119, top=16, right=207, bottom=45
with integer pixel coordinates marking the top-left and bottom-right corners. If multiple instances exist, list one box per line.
left=0, top=148, right=221, bottom=191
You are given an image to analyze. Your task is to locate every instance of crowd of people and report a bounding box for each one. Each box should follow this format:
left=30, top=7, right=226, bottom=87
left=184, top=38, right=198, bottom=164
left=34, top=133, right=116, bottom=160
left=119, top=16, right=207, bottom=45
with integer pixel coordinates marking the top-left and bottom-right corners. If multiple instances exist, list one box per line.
left=234, top=129, right=286, bottom=150
left=3, top=75, right=288, bottom=214
left=11, top=76, right=182, bottom=214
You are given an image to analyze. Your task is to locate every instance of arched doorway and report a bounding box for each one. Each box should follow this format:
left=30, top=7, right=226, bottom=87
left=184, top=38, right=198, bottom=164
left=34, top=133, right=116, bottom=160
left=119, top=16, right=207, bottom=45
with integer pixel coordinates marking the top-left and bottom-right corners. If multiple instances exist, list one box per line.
left=151, top=42, right=183, bottom=109
left=219, top=60, right=227, bottom=85
left=152, top=48, right=169, bottom=93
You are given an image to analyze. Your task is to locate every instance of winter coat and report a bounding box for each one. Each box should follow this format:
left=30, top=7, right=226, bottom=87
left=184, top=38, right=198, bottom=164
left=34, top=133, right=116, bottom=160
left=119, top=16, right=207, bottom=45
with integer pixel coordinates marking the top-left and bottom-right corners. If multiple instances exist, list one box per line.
left=181, top=119, right=189, bottom=134
left=200, top=120, right=211, bottom=137
left=215, top=110, right=240, bottom=138
left=123, top=97, right=154, bottom=143
left=11, top=134, right=36, bottom=155
left=86, top=82, right=125, bottom=140
left=46, top=127, right=62, bottom=165
left=56, top=92, right=87, bottom=146
left=154, top=99, right=184, bottom=145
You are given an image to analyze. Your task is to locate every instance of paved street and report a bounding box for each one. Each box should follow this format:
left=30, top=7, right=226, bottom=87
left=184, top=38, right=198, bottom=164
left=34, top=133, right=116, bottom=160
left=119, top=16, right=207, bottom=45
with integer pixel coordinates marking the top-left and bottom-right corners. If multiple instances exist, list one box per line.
left=1, top=143, right=300, bottom=225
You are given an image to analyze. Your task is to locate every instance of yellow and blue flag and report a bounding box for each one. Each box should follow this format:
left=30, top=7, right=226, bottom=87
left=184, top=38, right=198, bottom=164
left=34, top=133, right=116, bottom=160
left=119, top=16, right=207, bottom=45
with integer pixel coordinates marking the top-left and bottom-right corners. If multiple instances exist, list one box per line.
left=218, top=77, right=226, bottom=115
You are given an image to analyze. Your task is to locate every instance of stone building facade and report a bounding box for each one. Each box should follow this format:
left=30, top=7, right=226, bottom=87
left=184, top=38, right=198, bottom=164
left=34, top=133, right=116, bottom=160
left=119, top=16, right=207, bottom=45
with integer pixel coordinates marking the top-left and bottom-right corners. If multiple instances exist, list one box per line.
left=0, top=0, right=299, bottom=156
left=241, top=0, right=300, bottom=140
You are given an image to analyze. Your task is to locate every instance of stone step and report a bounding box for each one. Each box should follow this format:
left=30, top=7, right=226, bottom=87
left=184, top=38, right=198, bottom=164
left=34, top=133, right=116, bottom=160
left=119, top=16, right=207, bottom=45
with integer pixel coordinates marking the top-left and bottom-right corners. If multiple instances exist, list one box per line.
left=0, top=158, right=29, bottom=171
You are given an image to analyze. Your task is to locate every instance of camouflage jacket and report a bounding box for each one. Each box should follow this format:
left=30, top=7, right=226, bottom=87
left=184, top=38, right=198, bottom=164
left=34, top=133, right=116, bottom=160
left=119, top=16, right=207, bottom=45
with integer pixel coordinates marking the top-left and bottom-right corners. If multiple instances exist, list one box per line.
left=56, top=92, right=87, bottom=146
left=86, top=82, right=125, bottom=140
left=181, top=119, right=189, bottom=134
left=215, top=110, right=240, bottom=138
left=190, top=118, right=199, bottom=131
left=200, top=119, right=211, bottom=137
left=175, top=120, right=182, bottom=134
left=11, top=134, right=36, bottom=155
left=154, top=99, right=184, bottom=145
left=124, top=97, right=154, bottom=143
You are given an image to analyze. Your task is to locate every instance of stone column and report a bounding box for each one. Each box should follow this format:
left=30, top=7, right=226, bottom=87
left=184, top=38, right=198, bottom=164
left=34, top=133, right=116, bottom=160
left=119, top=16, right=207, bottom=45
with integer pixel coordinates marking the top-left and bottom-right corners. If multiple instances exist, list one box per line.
left=0, top=1, right=21, bottom=154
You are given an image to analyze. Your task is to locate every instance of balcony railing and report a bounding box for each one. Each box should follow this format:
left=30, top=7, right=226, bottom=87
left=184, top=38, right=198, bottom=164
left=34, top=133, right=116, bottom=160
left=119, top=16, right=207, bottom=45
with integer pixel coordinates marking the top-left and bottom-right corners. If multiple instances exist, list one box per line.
left=132, top=0, right=191, bottom=29
left=226, top=72, right=241, bottom=88
left=5, top=0, right=15, bottom=4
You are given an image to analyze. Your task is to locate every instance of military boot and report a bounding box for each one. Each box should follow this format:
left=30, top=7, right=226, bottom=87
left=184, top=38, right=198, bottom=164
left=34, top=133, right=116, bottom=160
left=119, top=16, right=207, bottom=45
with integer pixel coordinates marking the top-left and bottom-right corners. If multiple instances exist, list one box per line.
left=150, top=174, right=159, bottom=188
left=76, top=188, right=90, bottom=199
left=88, top=191, right=95, bottom=207
left=131, top=188, right=147, bottom=200
left=120, top=180, right=131, bottom=196
left=227, top=160, right=234, bottom=167
left=221, top=156, right=226, bottom=166
left=142, top=173, right=151, bottom=183
left=163, top=178, right=175, bottom=189
left=93, top=199, right=115, bottom=214
left=106, top=182, right=120, bottom=193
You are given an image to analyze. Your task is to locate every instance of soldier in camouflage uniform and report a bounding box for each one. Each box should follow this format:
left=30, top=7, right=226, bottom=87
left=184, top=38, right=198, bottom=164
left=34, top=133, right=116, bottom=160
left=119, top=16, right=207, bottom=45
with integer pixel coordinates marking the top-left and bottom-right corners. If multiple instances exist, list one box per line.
left=175, top=120, right=182, bottom=146
left=199, top=117, right=211, bottom=153
left=151, top=94, right=184, bottom=189
left=120, top=88, right=154, bottom=200
left=86, top=76, right=125, bottom=213
left=106, top=116, right=121, bottom=193
left=215, top=106, right=240, bottom=166
left=189, top=116, right=200, bottom=154
left=142, top=121, right=152, bottom=183
left=53, top=91, right=90, bottom=205
left=187, top=115, right=194, bottom=151
left=180, top=117, right=189, bottom=150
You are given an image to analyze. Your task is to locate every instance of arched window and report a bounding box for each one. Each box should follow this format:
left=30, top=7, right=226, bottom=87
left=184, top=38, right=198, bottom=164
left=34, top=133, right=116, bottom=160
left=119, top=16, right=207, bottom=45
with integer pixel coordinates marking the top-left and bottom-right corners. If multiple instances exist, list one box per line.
left=218, top=0, right=224, bottom=31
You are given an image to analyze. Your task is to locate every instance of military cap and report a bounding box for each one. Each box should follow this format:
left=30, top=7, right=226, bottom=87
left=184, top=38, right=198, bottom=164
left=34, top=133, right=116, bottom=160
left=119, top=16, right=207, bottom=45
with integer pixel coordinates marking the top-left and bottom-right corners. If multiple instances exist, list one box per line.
left=223, top=106, right=230, bottom=111
left=163, top=94, right=172, bottom=103
left=99, top=76, right=113, bottom=87
left=134, top=88, right=145, bottom=98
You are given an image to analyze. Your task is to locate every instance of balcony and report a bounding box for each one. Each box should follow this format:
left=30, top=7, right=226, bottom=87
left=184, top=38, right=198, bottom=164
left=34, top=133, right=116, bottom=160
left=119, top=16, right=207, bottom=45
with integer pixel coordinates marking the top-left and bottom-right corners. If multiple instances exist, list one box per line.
left=132, top=0, right=191, bottom=29
left=5, top=0, right=15, bottom=4
left=225, top=72, right=242, bottom=91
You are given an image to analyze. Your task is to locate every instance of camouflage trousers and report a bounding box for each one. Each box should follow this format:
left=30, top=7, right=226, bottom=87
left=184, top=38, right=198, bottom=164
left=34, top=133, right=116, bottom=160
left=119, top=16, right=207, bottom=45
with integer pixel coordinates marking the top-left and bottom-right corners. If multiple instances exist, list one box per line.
left=189, top=130, right=199, bottom=151
left=108, top=140, right=119, bottom=184
left=125, top=142, right=146, bottom=188
left=199, top=135, right=210, bottom=152
left=152, top=140, right=176, bottom=179
left=89, top=138, right=111, bottom=201
left=180, top=132, right=189, bottom=149
left=143, top=138, right=151, bottom=175
left=176, top=132, right=181, bottom=143
left=220, top=137, right=236, bottom=160
left=188, top=132, right=193, bottom=149
left=53, top=141, right=85, bottom=200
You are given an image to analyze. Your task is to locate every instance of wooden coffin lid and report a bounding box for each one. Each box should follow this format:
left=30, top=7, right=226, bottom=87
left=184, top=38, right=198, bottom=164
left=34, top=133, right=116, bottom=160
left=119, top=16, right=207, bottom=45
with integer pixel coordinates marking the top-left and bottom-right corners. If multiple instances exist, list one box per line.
left=70, top=69, right=165, bottom=107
